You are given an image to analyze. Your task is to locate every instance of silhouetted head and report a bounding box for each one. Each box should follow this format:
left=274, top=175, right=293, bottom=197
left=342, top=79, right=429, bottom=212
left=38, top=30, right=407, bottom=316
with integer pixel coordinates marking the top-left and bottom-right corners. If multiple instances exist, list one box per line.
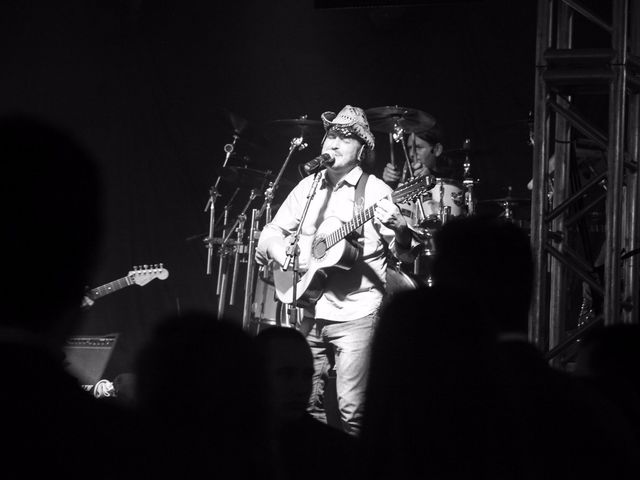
left=0, top=114, right=102, bottom=336
left=134, top=312, right=271, bottom=477
left=361, top=285, right=498, bottom=479
left=255, top=326, right=314, bottom=425
left=135, top=312, right=266, bottom=424
left=431, top=215, right=533, bottom=334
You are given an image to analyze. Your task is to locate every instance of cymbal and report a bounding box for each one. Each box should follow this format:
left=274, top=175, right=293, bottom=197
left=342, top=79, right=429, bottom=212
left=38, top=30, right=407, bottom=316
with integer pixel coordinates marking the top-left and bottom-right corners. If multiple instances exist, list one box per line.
left=217, top=166, right=273, bottom=186
left=220, top=108, right=248, bottom=135
left=365, top=106, right=437, bottom=134
left=214, top=109, right=270, bottom=149
left=479, top=196, right=531, bottom=205
left=264, top=118, right=324, bottom=139
left=217, top=166, right=294, bottom=188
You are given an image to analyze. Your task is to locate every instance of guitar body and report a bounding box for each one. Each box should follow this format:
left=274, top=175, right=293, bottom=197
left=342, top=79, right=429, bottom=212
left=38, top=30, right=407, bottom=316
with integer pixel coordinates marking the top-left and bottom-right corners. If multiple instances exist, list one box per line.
left=273, top=216, right=360, bottom=305
left=271, top=175, right=435, bottom=306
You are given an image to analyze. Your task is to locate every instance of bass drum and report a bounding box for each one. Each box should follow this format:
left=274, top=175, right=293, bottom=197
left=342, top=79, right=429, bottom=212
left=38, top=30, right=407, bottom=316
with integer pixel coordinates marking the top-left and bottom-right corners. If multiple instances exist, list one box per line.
left=385, top=265, right=423, bottom=296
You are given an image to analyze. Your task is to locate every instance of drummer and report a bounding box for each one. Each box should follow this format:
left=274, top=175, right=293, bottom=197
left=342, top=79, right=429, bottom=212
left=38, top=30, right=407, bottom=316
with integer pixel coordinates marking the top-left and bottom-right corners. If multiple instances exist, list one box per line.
left=381, top=122, right=457, bottom=186
left=381, top=121, right=462, bottom=280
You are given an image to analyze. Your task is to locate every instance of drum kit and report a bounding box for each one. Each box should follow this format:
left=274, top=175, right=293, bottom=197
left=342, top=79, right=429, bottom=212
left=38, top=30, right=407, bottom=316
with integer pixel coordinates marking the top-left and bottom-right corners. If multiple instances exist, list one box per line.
left=202, top=106, right=530, bottom=331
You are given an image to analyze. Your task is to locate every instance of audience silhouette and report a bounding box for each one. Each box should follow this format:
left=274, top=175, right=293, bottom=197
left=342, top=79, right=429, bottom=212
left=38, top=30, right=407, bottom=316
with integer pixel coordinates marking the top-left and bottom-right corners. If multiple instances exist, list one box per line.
left=429, top=215, right=639, bottom=479
left=134, top=312, right=275, bottom=479
left=254, top=326, right=357, bottom=480
left=360, top=285, right=501, bottom=480
left=574, top=323, right=640, bottom=444
left=0, top=114, right=140, bottom=479
left=3, top=117, right=636, bottom=480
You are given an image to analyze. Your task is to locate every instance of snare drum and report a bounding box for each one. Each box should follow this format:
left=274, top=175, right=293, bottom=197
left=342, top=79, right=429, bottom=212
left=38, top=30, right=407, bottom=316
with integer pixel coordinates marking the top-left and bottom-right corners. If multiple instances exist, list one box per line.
left=398, top=178, right=466, bottom=231
left=420, top=178, right=466, bottom=225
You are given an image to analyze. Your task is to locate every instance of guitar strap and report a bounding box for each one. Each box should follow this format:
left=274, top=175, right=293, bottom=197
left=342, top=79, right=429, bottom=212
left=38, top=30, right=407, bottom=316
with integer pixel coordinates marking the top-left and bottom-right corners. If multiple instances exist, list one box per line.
left=352, top=172, right=369, bottom=248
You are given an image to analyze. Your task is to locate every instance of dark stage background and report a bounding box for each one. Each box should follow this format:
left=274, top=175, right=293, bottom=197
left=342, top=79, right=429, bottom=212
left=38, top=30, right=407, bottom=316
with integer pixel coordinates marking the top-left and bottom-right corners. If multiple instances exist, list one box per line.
left=1, top=0, right=537, bottom=377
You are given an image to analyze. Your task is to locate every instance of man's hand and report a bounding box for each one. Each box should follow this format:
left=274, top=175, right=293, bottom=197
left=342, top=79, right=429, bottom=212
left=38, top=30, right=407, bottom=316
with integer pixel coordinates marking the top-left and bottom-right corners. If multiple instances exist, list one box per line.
left=375, top=198, right=408, bottom=232
left=382, top=163, right=402, bottom=184
left=81, top=294, right=94, bottom=309
left=267, top=237, right=309, bottom=272
left=376, top=198, right=412, bottom=249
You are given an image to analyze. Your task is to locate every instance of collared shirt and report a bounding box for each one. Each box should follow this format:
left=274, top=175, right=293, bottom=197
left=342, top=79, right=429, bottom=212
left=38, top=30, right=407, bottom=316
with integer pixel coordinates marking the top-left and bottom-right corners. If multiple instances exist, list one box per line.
left=256, top=166, right=418, bottom=321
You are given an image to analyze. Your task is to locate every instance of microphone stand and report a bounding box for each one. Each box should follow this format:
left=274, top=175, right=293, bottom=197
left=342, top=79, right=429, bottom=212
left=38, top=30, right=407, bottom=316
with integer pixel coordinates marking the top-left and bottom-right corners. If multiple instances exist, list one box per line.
left=282, top=170, right=323, bottom=328
left=205, top=133, right=239, bottom=275
left=241, top=135, right=307, bottom=331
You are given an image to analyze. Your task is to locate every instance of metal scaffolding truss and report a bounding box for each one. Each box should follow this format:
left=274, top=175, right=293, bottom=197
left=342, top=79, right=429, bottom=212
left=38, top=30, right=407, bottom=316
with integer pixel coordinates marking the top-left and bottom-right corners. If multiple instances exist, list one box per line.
left=531, top=0, right=640, bottom=365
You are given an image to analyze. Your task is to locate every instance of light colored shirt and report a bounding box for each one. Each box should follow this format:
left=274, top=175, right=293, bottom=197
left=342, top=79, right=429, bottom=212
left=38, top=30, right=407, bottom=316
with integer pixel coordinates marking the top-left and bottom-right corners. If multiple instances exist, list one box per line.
left=256, top=166, right=418, bottom=321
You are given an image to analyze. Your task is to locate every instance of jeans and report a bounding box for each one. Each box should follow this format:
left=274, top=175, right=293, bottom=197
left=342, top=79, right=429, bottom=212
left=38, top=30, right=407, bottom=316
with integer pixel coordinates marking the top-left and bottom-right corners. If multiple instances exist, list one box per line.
left=298, top=313, right=378, bottom=436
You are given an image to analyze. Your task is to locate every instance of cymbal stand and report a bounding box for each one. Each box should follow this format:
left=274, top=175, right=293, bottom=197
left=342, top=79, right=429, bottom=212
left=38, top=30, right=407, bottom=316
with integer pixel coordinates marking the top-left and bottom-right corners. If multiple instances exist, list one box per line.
left=216, top=204, right=231, bottom=296
left=461, top=138, right=477, bottom=216
left=214, top=188, right=240, bottom=230
left=241, top=135, right=307, bottom=330
left=221, top=189, right=260, bottom=310
left=215, top=208, right=232, bottom=316
left=213, top=189, right=240, bottom=296
left=388, top=132, right=396, bottom=167
left=230, top=217, right=246, bottom=306
left=243, top=208, right=261, bottom=331
left=282, top=170, right=323, bottom=328
left=499, top=186, right=516, bottom=221
left=205, top=133, right=239, bottom=275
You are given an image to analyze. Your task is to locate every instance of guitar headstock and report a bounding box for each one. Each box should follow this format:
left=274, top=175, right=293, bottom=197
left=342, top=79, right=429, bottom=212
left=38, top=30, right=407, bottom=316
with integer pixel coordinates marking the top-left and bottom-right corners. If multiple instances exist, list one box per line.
left=128, top=264, right=169, bottom=286
left=391, top=175, right=437, bottom=204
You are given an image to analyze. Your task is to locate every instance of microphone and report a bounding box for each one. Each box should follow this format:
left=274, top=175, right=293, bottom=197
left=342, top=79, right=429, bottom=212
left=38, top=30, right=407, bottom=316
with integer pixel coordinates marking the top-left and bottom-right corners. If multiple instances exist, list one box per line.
left=303, top=152, right=335, bottom=175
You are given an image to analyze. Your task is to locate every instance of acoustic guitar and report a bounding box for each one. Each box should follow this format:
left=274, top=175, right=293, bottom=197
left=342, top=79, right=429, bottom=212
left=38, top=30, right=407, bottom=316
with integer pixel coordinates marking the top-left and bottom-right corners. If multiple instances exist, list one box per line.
left=273, top=176, right=435, bottom=305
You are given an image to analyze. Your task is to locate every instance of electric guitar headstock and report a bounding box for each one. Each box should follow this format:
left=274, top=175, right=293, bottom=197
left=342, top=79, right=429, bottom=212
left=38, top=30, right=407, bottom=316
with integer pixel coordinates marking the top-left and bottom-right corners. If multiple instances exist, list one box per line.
left=128, top=264, right=169, bottom=286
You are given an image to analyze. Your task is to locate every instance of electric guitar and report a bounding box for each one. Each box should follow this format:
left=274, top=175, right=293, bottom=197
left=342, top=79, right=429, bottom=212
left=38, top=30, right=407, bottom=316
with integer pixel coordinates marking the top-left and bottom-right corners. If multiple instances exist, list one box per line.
left=273, top=176, right=435, bottom=305
left=82, top=264, right=169, bottom=307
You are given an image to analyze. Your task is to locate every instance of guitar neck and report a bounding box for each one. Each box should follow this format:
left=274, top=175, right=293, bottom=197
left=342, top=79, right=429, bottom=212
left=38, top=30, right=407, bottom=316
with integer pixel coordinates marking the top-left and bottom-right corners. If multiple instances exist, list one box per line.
left=320, top=175, right=433, bottom=250
left=325, top=204, right=376, bottom=249
left=87, top=276, right=132, bottom=301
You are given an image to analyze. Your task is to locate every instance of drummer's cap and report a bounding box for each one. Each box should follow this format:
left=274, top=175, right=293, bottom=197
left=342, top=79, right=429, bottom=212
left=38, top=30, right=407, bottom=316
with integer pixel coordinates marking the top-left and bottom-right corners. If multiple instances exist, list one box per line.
left=321, top=105, right=375, bottom=150
left=414, top=122, right=444, bottom=145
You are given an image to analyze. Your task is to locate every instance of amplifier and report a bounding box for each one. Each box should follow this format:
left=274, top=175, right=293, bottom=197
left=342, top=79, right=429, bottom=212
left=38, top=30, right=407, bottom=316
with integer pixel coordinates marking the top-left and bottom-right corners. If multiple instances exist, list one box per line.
left=63, top=334, right=119, bottom=388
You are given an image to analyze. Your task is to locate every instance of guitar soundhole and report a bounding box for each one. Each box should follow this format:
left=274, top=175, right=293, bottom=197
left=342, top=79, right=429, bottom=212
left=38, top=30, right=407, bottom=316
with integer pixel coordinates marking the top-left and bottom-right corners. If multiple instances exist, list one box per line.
left=312, top=236, right=327, bottom=259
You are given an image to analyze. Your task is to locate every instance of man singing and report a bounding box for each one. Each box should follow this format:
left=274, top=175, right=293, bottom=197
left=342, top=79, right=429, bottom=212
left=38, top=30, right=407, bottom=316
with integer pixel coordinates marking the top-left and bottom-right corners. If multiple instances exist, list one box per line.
left=255, top=105, right=419, bottom=435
